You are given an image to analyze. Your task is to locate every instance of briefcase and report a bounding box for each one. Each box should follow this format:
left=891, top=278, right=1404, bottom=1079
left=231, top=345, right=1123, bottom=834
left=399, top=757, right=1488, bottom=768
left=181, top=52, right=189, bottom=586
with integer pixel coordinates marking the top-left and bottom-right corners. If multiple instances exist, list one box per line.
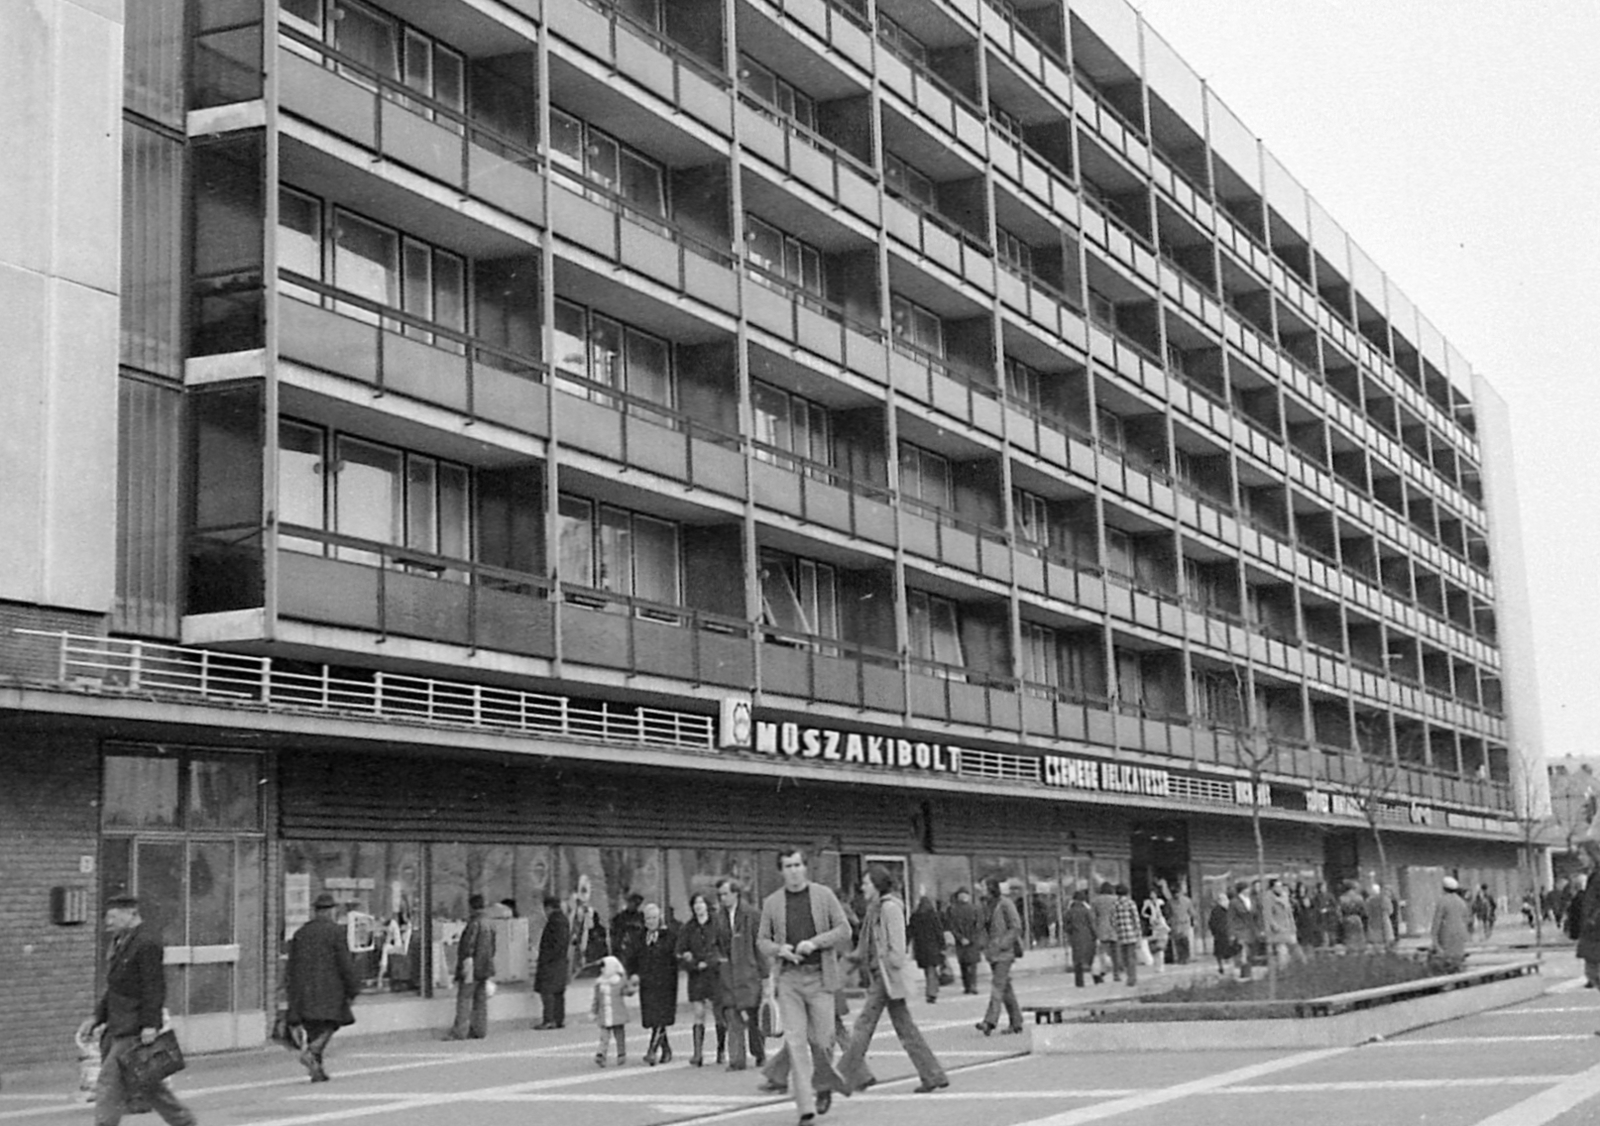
left=120, top=1030, right=186, bottom=1089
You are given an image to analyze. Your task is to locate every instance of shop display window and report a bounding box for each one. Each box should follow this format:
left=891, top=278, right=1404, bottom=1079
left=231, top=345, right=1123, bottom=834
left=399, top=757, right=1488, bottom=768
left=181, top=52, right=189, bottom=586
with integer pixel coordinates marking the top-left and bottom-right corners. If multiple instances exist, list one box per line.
left=1026, top=856, right=1064, bottom=947
left=908, top=853, right=973, bottom=908
left=663, top=849, right=759, bottom=919
left=281, top=841, right=422, bottom=995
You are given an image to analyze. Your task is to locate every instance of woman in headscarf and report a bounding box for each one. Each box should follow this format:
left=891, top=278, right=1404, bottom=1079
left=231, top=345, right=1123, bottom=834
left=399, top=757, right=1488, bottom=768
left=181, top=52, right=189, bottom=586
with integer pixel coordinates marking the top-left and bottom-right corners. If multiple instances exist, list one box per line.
left=907, top=895, right=946, bottom=1003
left=625, top=902, right=679, bottom=1065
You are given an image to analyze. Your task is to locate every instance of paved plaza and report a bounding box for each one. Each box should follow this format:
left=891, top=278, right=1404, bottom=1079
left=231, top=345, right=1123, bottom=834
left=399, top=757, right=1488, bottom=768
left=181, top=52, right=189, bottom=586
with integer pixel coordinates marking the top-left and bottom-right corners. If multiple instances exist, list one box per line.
left=7, top=928, right=1597, bottom=1126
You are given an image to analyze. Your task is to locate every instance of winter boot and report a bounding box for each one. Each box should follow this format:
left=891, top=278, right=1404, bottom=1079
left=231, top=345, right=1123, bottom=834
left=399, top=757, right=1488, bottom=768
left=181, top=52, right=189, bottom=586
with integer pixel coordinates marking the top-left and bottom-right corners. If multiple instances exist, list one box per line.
left=645, top=1027, right=661, bottom=1066
left=716, top=1024, right=727, bottom=1065
left=659, top=1029, right=673, bottom=1064
left=690, top=1024, right=705, bottom=1067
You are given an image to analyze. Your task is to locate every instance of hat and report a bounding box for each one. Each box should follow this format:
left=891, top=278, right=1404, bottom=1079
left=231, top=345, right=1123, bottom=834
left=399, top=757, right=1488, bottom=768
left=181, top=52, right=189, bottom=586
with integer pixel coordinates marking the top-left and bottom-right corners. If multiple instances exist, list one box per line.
left=105, top=894, right=139, bottom=910
left=1442, top=876, right=1459, bottom=891
left=312, top=892, right=338, bottom=910
left=468, top=894, right=486, bottom=911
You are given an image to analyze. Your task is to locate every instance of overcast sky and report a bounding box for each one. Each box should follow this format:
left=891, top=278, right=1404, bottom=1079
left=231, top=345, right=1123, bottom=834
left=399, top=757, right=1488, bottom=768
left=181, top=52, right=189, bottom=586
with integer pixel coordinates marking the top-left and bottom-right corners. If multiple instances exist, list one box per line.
left=1128, top=0, right=1600, bottom=765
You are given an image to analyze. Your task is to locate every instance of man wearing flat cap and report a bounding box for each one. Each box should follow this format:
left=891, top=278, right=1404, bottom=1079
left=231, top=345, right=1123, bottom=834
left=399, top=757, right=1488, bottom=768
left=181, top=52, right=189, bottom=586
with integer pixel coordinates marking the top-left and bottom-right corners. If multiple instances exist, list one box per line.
left=445, top=894, right=497, bottom=1040
left=81, top=894, right=197, bottom=1125
left=286, top=892, right=360, bottom=1081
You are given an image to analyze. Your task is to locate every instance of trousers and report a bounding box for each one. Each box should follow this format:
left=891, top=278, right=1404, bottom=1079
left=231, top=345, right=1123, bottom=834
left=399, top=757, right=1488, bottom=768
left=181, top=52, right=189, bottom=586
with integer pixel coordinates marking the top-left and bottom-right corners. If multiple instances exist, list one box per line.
left=836, top=970, right=945, bottom=1089
left=95, top=1035, right=196, bottom=1126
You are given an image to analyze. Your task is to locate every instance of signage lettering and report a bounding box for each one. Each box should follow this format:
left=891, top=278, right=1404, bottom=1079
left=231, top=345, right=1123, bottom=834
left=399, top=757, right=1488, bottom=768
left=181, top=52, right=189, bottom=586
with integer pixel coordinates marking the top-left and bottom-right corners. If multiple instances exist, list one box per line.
left=1043, top=755, right=1170, bottom=797
left=747, top=721, right=960, bottom=775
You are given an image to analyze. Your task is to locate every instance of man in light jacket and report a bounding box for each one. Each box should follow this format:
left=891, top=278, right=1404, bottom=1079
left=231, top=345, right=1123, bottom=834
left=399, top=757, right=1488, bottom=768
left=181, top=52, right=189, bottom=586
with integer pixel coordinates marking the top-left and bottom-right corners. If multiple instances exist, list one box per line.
left=757, top=847, right=853, bottom=1125
left=446, top=894, right=497, bottom=1040
left=836, top=866, right=948, bottom=1094
left=976, top=878, right=1024, bottom=1035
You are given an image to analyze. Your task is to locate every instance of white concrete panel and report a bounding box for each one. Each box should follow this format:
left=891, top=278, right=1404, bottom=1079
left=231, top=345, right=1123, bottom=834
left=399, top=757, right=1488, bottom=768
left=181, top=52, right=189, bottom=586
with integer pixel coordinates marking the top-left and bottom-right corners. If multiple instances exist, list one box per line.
left=66, top=0, right=123, bottom=21
left=0, top=264, right=49, bottom=600
left=42, top=280, right=120, bottom=612
left=0, top=0, right=54, bottom=275
left=1472, top=376, right=1547, bottom=817
left=51, top=0, right=123, bottom=294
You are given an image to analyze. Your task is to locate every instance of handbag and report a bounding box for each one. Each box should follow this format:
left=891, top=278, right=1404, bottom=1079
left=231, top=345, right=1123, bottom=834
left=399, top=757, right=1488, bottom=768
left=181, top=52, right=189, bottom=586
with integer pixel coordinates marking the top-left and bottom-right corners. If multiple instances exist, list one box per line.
left=757, top=970, right=784, bottom=1040
left=120, top=1029, right=186, bottom=1089
left=937, top=963, right=954, bottom=986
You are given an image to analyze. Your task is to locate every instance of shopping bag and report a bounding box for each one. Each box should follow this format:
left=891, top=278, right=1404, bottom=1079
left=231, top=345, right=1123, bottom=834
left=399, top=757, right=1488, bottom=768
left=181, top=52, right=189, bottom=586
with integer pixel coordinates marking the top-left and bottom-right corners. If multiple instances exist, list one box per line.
left=120, top=1029, right=186, bottom=1089
left=757, top=971, right=784, bottom=1039
left=937, top=963, right=955, bottom=987
left=1135, top=938, right=1154, bottom=967
left=73, top=1023, right=100, bottom=1104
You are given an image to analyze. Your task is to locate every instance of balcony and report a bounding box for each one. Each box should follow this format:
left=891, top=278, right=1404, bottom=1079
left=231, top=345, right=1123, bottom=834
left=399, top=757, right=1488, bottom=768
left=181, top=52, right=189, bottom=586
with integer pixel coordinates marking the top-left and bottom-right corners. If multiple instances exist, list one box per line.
left=741, top=264, right=887, bottom=384
left=276, top=274, right=547, bottom=437
left=898, top=497, right=1012, bottom=584
left=736, top=95, right=878, bottom=222
left=749, top=446, right=896, bottom=547
left=888, top=340, right=1004, bottom=438
left=758, top=629, right=905, bottom=712
left=275, top=27, right=543, bottom=222
left=882, top=194, right=996, bottom=293
left=908, top=658, right=1024, bottom=732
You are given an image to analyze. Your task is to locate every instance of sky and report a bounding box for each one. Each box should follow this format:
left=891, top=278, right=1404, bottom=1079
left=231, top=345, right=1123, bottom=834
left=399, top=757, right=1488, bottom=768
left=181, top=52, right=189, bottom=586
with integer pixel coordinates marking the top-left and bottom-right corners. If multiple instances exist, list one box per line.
left=1127, top=0, right=1600, bottom=765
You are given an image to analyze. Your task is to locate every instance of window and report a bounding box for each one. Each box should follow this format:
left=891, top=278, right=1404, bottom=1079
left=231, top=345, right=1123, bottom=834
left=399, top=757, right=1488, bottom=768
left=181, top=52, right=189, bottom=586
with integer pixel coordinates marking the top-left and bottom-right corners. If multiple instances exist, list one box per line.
left=283, top=0, right=464, bottom=127
left=1020, top=622, right=1058, bottom=686
left=278, top=421, right=471, bottom=573
left=890, top=294, right=943, bottom=355
left=760, top=551, right=838, bottom=639
left=885, top=152, right=937, bottom=210
left=558, top=495, right=681, bottom=613
left=898, top=443, right=952, bottom=510
left=103, top=749, right=262, bottom=831
left=1088, top=288, right=1116, bottom=329
left=877, top=14, right=928, bottom=66
left=745, top=215, right=824, bottom=300
left=1192, top=669, right=1246, bottom=727
left=1104, top=527, right=1132, bottom=578
left=549, top=108, right=667, bottom=221
left=907, top=589, right=964, bottom=667
left=1096, top=407, right=1125, bottom=451
left=739, top=56, right=817, bottom=132
left=282, top=189, right=467, bottom=343
left=552, top=298, right=675, bottom=409
left=1012, top=487, right=1050, bottom=548
left=997, top=228, right=1033, bottom=278
left=990, top=101, right=1022, bottom=144
left=752, top=382, right=832, bottom=469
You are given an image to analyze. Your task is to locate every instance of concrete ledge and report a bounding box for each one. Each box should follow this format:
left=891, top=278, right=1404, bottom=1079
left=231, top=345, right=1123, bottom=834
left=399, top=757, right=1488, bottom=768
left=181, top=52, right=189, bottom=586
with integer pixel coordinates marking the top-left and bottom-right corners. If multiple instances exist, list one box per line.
left=1033, top=968, right=1549, bottom=1053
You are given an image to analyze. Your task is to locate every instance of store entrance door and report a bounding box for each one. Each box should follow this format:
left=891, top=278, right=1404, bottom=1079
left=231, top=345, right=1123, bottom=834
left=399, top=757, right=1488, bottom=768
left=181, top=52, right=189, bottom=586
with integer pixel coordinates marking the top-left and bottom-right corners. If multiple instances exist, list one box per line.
left=102, top=836, right=266, bottom=1050
left=1130, top=820, right=1190, bottom=903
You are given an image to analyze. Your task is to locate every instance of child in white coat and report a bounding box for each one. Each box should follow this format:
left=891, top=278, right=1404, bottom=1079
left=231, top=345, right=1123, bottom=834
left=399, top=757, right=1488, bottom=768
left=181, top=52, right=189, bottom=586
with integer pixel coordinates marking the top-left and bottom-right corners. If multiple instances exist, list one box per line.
left=592, top=955, right=630, bottom=1066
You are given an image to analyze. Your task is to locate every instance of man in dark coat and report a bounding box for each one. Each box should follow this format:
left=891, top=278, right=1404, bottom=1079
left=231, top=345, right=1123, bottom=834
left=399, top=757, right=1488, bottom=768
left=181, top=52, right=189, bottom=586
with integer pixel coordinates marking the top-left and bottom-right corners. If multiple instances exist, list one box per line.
left=287, top=892, right=360, bottom=1081
left=611, top=893, right=647, bottom=967
left=534, top=895, right=571, bottom=1029
left=907, top=896, right=946, bottom=1003
left=445, top=894, right=496, bottom=1040
left=715, top=876, right=767, bottom=1070
left=83, top=894, right=197, bottom=1126
left=945, top=888, right=983, bottom=995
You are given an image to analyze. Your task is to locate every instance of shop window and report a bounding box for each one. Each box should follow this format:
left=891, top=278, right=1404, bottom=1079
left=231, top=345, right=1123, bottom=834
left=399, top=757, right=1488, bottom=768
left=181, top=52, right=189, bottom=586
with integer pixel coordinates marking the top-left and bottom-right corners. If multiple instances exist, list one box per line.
left=552, top=297, right=676, bottom=410
left=103, top=748, right=262, bottom=832
left=103, top=756, right=181, bottom=829
left=760, top=550, right=839, bottom=639
left=558, top=494, right=681, bottom=614
left=907, top=589, right=964, bottom=668
left=281, top=841, right=423, bottom=995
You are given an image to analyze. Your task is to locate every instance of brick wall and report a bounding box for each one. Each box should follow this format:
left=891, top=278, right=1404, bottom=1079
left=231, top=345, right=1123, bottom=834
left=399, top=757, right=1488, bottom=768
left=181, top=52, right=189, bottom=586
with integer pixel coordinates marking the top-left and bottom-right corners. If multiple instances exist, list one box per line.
left=0, top=732, right=100, bottom=1069
left=0, top=601, right=107, bottom=682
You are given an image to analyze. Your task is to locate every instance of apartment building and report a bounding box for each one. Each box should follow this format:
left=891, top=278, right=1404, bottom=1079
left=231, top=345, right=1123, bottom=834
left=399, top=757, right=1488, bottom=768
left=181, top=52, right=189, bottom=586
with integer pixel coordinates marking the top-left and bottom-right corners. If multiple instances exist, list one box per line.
left=0, top=0, right=1543, bottom=1065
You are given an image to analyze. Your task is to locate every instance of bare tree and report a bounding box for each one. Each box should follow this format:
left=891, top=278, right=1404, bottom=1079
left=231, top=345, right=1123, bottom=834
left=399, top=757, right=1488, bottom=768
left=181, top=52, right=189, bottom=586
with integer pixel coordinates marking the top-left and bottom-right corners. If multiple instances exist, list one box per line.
left=1226, top=666, right=1277, bottom=998
left=1510, top=750, right=1560, bottom=949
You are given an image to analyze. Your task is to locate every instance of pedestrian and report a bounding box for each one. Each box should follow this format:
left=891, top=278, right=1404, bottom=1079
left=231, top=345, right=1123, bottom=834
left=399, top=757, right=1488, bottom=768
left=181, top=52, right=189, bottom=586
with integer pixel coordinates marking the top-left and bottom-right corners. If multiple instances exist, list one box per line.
left=1112, top=884, right=1142, bottom=987
left=1473, top=885, right=1498, bottom=940
left=1292, top=882, right=1316, bottom=948
left=676, top=891, right=723, bottom=1066
left=1168, top=880, right=1196, bottom=965
left=1207, top=894, right=1235, bottom=975
left=592, top=955, right=630, bottom=1066
left=1429, top=876, right=1472, bottom=974
left=1065, top=888, right=1097, bottom=987
left=756, top=847, right=853, bottom=1124
left=1227, top=882, right=1260, bottom=979
left=1337, top=879, right=1368, bottom=950
left=1142, top=889, right=1170, bottom=973
left=1090, top=881, right=1121, bottom=983
left=445, top=894, right=496, bottom=1040
left=715, top=876, right=767, bottom=1071
left=975, top=878, right=1025, bottom=1034
left=758, top=990, right=873, bottom=1096
left=835, top=867, right=949, bottom=1094
left=907, top=895, right=945, bottom=1003
left=1573, top=853, right=1600, bottom=991
left=612, top=893, right=647, bottom=966
left=80, top=894, right=197, bottom=1126
left=1366, top=881, right=1397, bottom=950
left=945, top=887, right=983, bottom=995
left=1263, top=878, right=1298, bottom=967
left=568, top=885, right=605, bottom=980
left=286, top=892, right=360, bottom=1082
left=627, top=902, right=679, bottom=1065
left=533, top=895, right=570, bottom=1029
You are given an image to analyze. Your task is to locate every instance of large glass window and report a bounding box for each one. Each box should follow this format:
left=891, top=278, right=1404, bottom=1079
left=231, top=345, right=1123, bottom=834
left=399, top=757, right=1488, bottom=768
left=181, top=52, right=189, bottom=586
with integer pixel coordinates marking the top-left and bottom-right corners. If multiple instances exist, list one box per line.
left=907, top=589, right=964, bottom=667
left=553, top=298, right=675, bottom=409
left=760, top=550, right=838, bottom=638
left=745, top=215, right=824, bottom=298
left=890, top=294, right=943, bottom=354
left=548, top=108, right=666, bottom=221
left=752, top=382, right=831, bottom=469
left=559, top=495, right=681, bottom=611
left=898, top=443, right=952, bottom=509
left=885, top=153, right=936, bottom=209
left=739, top=56, right=816, bottom=132
left=281, top=841, right=423, bottom=994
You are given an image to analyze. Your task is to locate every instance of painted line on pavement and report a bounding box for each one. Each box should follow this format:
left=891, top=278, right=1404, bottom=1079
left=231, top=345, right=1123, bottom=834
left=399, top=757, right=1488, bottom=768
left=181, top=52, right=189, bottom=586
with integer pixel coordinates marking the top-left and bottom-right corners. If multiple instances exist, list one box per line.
left=1003, top=1047, right=1350, bottom=1126
left=1468, top=1059, right=1600, bottom=1126
left=1378, top=1034, right=1594, bottom=1046
left=1225, top=1076, right=1567, bottom=1093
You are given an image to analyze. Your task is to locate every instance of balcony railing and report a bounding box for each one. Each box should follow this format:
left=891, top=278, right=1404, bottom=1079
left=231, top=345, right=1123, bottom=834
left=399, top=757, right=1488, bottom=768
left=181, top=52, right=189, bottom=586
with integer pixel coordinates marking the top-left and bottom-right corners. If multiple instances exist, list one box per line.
left=550, top=163, right=735, bottom=271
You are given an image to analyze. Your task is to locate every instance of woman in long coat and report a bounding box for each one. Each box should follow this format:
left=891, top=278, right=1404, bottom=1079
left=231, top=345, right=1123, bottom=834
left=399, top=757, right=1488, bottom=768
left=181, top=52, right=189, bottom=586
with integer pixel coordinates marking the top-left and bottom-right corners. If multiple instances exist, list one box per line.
left=907, top=896, right=946, bottom=1002
left=626, top=902, right=680, bottom=1065
left=674, top=892, right=722, bottom=1066
left=1065, top=888, right=1098, bottom=986
left=533, top=896, right=571, bottom=1029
